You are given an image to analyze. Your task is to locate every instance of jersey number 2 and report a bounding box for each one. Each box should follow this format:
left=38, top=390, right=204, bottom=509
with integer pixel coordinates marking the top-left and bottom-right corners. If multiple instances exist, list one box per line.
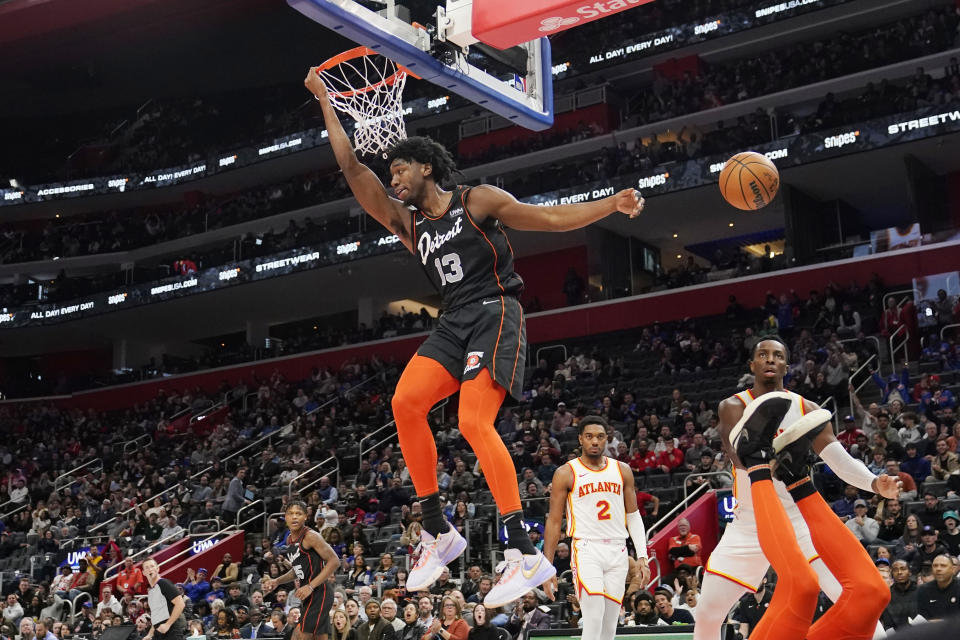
left=434, top=253, right=464, bottom=285
left=597, top=500, right=611, bottom=520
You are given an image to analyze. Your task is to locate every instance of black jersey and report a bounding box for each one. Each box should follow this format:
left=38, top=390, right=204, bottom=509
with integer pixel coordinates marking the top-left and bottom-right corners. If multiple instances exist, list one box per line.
left=286, top=529, right=324, bottom=588
left=411, top=185, right=523, bottom=310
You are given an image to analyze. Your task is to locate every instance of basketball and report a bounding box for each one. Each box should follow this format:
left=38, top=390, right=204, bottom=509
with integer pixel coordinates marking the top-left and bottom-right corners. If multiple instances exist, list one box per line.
left=718, top=151, right=781, bottom=210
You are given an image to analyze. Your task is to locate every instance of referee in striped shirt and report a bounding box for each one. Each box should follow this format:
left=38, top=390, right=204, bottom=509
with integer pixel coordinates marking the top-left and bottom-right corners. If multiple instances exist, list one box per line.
left=142, top=559, right=186, bottom=640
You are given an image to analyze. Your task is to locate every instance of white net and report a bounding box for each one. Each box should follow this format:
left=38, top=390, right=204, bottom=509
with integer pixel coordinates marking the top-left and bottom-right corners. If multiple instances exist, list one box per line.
left=317, top=49, right=410, bottom=158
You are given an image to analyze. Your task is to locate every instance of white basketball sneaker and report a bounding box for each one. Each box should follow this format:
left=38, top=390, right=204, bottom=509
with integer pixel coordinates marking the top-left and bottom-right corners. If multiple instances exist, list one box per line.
left=483, top=548, right=556, bottom=608
left=406, top=527, right=467, bottom=592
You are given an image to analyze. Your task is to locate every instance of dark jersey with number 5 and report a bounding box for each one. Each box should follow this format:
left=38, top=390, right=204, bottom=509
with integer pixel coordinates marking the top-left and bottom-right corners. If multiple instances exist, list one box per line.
left=285, top=530, right=324, bottom=588
left=411, top=185, right=523, bottom=310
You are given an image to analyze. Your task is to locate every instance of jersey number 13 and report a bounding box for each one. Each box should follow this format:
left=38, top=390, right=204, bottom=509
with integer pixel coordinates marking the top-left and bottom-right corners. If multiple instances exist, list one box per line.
left=434, top=253, right=464, bottom=285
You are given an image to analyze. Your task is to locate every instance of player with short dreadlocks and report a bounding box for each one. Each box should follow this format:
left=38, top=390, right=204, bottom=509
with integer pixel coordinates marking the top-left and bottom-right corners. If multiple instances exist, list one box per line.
left=305, top=66, right=645, bottom=606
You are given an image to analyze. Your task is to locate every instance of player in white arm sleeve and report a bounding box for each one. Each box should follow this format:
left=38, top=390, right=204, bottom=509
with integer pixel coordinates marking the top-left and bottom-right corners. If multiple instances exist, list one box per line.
left=694, top=337, right=899, bottom=640
left=542, top=416, right=651, bottom=640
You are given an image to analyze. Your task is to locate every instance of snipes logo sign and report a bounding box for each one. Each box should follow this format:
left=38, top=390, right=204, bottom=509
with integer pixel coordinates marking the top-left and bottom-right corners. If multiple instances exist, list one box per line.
left=535, top=0, right=652, bottom=33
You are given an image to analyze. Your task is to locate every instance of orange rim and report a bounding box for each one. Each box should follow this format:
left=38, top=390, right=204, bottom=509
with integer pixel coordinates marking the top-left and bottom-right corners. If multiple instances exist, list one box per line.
left=315, top=46, right=421, bottom=98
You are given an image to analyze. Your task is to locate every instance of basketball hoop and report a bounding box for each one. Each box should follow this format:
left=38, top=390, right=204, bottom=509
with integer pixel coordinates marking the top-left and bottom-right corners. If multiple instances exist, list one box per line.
left=315, top=46, right=417, bottom=157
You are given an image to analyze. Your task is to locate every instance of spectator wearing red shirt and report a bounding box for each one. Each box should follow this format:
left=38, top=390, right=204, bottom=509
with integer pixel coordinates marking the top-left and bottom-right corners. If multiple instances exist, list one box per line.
left=656, top=446, right=684, bottom=474
left=630, top=441, right=659, bottom=474
left=345, top=501, right=366, bottom=525
left=117, top=557, right=147, bottom=595
left=668, top=518, right=702, bottom=569
left=881, top=297, right=905, bottom=336
left=98, top=540, right=123, bottom=571
left=884, top=459, right=918, bottom=501
left=837, top=415, right=865, bottom=449
left=900, top=299, right=920, bottom=358
left=173, top=258, right=197, bottom=275
left=635, top=491, right=660, bottom=523
left=67, top=558, right=96, bottom=600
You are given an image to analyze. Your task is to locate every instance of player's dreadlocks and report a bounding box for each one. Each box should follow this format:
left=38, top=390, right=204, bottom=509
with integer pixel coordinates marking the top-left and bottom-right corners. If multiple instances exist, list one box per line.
left=386, top=136, right=461, bottom=185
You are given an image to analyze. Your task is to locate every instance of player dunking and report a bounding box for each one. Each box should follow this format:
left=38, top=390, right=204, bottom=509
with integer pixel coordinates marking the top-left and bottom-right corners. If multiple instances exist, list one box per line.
left=305, top=68, right=644, bottom=606
left=542, top=416, right=650, bottom=640
left=694, top=337, right=897, bottom=640
left=262, top=501, right=338, bottom=640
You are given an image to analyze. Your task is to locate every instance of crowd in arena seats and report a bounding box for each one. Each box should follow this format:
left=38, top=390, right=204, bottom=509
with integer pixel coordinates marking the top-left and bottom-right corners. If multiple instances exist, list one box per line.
left=0, top=171, right=351, bottom=269
left=547, top=0, right=853, bottom=77
left=442, top=5, right=960, bottom=166
left=1, top=307, right=438, bottom=397
left=0, top=360, right=399, bottom=633
left=619, top=6, right=959, bottom=128
left=4, top=274, right=960, bottom=637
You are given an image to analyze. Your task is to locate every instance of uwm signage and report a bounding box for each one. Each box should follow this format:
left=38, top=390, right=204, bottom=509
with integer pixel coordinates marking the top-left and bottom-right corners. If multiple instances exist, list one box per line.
left=473, top=0, right=656, bottom=49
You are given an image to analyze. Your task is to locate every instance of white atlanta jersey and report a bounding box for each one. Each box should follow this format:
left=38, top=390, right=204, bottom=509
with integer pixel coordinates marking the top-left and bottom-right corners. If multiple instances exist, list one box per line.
left=705, top=388, right=820, bottom=591
left=730, top=388, right=809, bottom=514
left=566, top=456, right=627, bottom=540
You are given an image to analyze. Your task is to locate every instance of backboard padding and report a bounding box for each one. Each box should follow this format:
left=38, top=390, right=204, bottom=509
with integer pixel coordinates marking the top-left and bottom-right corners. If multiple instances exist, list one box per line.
left=287, top=0, right=553, bottom=130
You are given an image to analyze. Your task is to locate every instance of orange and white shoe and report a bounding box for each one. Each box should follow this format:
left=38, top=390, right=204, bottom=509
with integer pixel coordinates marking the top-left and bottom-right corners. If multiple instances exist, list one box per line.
left=407, top=527, right=467, bottom=592
left=483, top=548, right=556, bottom=608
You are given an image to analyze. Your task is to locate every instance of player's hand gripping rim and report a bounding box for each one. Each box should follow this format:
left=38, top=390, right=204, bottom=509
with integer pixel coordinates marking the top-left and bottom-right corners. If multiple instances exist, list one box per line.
left=305, top=67, right=330, bottom=103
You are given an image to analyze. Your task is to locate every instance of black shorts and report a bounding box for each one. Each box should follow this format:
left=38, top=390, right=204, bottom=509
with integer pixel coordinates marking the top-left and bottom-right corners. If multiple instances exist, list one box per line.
left=156, top=619, right=186, bottom=640
left=418, top=295, right=526, bottom=402
left=299, top=582, right=334, bottom=637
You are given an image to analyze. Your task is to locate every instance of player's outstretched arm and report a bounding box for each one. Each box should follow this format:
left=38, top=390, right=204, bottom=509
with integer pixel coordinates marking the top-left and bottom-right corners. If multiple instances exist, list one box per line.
left=541, top=464, right=573, bottom=601
left=803, top=398, right=902, bottom=499
left=304, top=68, right=413, bottom=252
left=466, top=184, right=644, bottom=232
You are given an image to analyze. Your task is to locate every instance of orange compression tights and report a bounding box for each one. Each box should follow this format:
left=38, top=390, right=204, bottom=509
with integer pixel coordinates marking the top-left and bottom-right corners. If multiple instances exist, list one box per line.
left=391, top=354, right=521, bottom=514
left=746, top=466, right=820, bottom=640
left=791, top=479, right=890, bottom=640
